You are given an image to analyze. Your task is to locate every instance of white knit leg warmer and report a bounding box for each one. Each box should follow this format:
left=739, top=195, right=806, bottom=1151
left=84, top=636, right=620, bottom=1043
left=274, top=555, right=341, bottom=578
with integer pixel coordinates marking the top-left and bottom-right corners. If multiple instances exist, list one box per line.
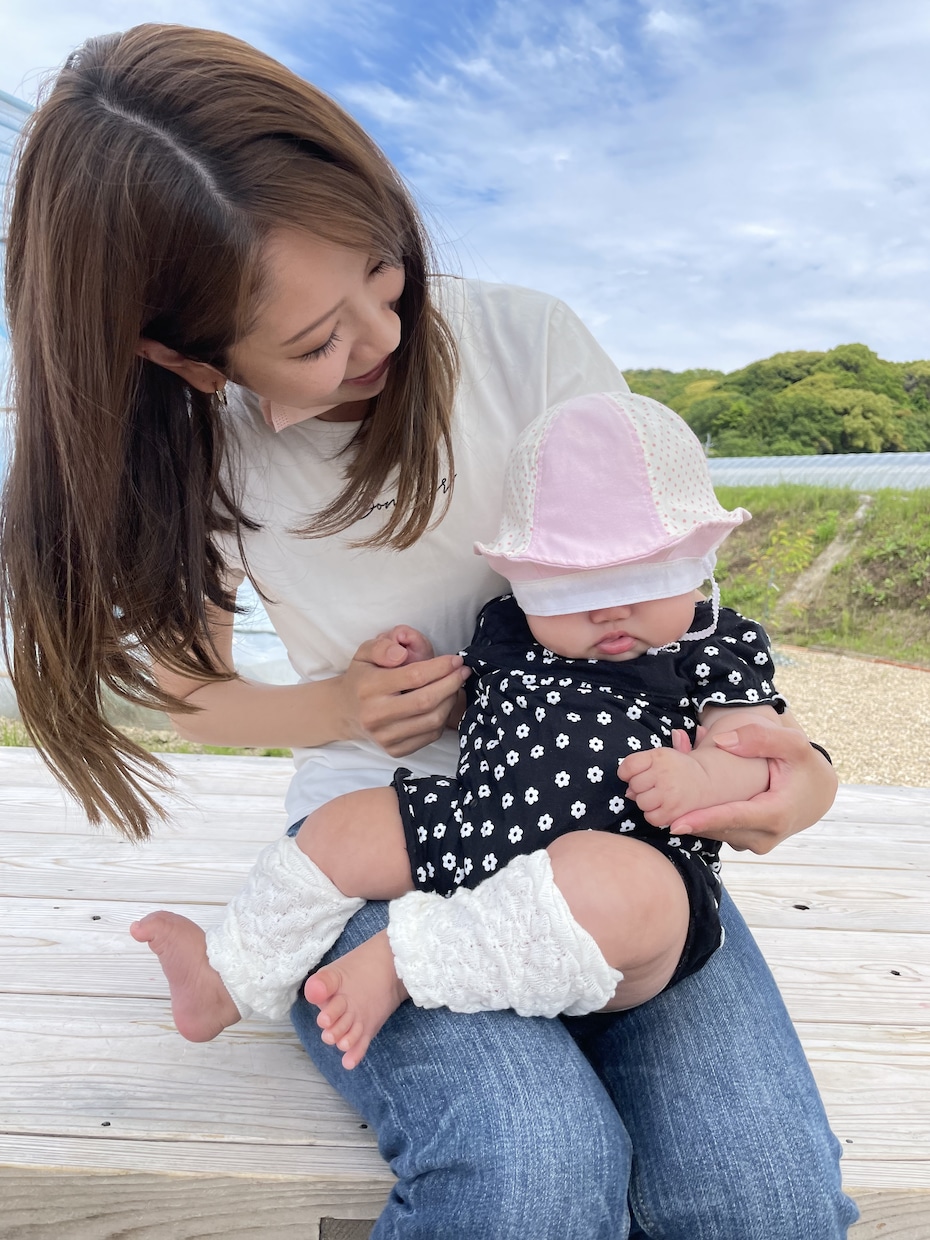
left=205, top=835, right=365, bottom=1021
left=386, top=850, right=623, bottom=1018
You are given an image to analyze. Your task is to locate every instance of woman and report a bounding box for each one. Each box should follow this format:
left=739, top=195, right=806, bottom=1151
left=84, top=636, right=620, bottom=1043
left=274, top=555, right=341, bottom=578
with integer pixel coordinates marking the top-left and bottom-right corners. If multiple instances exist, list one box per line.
left=1, top=25, right=857, bottom=1238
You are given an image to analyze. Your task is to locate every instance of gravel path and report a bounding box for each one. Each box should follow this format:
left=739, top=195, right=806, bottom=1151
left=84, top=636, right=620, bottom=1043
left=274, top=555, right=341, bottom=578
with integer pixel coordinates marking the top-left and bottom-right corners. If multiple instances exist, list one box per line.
left=772, top=645, right=930, bottom=787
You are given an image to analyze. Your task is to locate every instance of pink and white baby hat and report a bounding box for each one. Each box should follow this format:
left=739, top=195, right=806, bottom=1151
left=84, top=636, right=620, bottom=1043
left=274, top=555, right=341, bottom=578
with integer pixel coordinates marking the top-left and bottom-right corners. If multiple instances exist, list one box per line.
left=475, top=391, right=750, bottom=616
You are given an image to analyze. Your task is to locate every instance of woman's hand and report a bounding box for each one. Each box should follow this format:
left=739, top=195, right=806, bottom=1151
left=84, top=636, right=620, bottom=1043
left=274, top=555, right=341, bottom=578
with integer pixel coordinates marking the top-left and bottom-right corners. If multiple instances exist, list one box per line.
left=668, top=722, right=838, bottom=854
left=337, top=626, right=471, bottom=756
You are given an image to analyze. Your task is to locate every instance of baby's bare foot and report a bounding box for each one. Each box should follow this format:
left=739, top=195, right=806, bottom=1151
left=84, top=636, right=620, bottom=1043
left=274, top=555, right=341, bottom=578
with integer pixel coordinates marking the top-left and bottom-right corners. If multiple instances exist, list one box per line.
left=304, top=930, right=408, bottom=1069
left=130, top=911, right=240, bottom=1042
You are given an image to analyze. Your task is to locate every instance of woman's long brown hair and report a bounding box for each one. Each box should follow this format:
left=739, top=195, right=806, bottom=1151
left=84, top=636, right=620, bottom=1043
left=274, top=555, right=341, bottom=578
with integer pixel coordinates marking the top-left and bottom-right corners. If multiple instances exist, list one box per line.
left=0, top=25, right=458, bottom=839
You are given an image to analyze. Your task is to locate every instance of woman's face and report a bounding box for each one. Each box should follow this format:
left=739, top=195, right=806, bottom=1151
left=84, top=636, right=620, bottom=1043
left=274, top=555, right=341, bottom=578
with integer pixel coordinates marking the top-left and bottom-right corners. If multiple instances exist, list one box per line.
left=227, top=229, right=406, bottom=422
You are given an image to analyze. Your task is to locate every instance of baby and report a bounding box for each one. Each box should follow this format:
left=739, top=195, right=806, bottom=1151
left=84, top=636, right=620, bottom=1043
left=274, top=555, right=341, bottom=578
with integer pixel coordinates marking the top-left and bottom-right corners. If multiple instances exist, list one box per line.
left=133, top=392, right=789, bottom=1068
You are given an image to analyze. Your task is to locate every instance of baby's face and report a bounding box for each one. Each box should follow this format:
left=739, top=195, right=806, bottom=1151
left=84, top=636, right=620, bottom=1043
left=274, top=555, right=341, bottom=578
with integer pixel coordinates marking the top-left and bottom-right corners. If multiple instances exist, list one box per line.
left=525, top=593, right=697, bottom=661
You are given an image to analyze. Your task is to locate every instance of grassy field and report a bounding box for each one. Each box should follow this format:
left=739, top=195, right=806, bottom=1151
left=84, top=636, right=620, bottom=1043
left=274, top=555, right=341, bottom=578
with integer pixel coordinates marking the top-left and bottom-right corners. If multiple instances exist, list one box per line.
left=2, top=482, right=928, bottom=752
left=715, top=483, right=930, bottom=666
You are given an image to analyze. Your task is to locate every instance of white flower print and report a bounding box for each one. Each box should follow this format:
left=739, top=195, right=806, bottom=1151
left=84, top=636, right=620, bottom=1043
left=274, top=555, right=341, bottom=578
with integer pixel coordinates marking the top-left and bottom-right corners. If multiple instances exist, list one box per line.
left=761, top=681, right=772, bottom=693
left=743, top=630, right=757, bottom=643
left=746, top=688, right=759, bottom=702
left=524, top=675, right=537, bottom=689
left=704, top=645, right=719, bottom=656
left=530, top=745, right=545, bottom=759
left=424, top=792, right=438, bottom=804
left=442, top=852, right=456, bottom=870
left=426, top=861, right=435, bottom=877
left=416, top=866, right=427, bottom=884
left=619, top=819, right=636, bottom=832
left=525, top=787, right=539, bottom=804
left=526, top=651, right=536, bottom=660
left=555, top=771, right=571, bottom=787
left=474, top=737, right=483, bottom=750
left=536, top=707, right=546, bottom=722
left=417, top=825, right=428, bottom=843
left=627, top=705, right=642, bottom=720
left=463, top=858, right=473, bottom=876
left=478, top=784, right=491, bottom=798
left=459, top=735, right=468, bottom=749
left=506, top=750, right=520, bottom=766
left=597, top=711, right=612, bottom=726
left=556, top=733, right=570, bottom=748
left=589, top=737, right=604, bottom=752
left=464, top=790, right=475, bottom=805
left=627, top=737, right=642, bottom=750
left=538, top=813, right=554, bottom=831
left=754, top=651, right=768, bottom=665
left=696, top=663, right=710, bottom=678
left=433, top=822, right=447, bottom=839
left=546, top=691, right=561, bottom=704
left=559, top=678, right=572, bottom=687
left=609, top=796, right=624, bottom=814
left=499, top=678, right=509, bottom=692
left=508, top=825, right=523, bottom=844
left=540, top=677, right=554, bottom=686
left=650, top=734, right=662, bottom=747
left=501, top=793, right=514, bottom=809
left=461, top=821, right=474, bottom=837
left=501, top=700, right=514, bottom=715
left=481, top=820, right=495, bottom=836
left=437, top=779, right=450, bottom=787
left=567, top=712, right=581, bottom=722
left=728, top=670, right=742, bottom=685
left=587, top=767, right=603, bottom=783
left=483, top=853, right=498, bottom=872
left=571, top=801, right=587, bottom=818
left=516, top=723, right=530, bottom=739
left=710, top=691, right=727, bottom=703
left=722, top=635, right=736, bottom=644
left=494, top=764, right=505, bottom=780
left=516, top=695, right=528, bottom=708
left=454, top=868, right=465, bottom=885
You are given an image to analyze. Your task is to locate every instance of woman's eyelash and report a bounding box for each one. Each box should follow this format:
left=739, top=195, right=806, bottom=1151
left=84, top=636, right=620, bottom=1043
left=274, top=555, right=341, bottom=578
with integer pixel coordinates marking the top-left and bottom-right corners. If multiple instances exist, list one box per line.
left=298, top=332, right=341, bottom=362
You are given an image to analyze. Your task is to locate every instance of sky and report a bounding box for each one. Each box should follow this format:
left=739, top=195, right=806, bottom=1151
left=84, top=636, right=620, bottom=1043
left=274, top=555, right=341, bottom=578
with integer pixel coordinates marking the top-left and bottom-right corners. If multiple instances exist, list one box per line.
left=2, top=0, right=930, bottom=374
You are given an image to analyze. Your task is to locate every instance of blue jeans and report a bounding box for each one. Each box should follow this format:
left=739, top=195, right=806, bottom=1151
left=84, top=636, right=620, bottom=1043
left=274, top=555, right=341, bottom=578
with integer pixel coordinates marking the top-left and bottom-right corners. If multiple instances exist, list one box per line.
left=291, top=889, right=858, bottom=1238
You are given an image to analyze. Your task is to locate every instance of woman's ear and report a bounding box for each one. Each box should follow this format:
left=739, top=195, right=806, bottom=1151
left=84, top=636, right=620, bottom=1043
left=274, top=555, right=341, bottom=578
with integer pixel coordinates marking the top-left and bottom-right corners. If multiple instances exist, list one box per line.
left=137, top=338, right=226, bottom=394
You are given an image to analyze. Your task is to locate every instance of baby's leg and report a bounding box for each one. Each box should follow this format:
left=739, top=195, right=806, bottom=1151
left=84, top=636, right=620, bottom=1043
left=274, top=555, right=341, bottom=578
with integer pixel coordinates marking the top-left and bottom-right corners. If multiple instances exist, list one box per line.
left=545, top=832, right=689, bottom=1009
left=295, top=786, right=415, bottom=901
left=132, top=786, right=413, bottom=1041
left=308, top=833, right=690, bottom=1069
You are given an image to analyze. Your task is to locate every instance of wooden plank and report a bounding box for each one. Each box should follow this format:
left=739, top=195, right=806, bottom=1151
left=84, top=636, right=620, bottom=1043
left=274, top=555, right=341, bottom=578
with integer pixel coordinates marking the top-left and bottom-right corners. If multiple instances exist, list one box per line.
left=0, top=993, right=382, bottom=1149
left=753, top=926, right=929, bottom=1026
left=0, top=1168, right=387, bottom=1240
left=0, top=1134, right=391, bottom=1181
left=0, top=833, right=270, bottom=903
left=849, top=1189, right=930, bottom=1238
left=721, top=863, right=930, bottom=932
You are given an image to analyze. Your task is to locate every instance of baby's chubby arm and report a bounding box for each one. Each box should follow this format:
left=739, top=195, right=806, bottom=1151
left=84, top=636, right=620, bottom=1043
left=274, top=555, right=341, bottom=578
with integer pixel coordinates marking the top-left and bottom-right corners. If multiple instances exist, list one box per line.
left=618, top=704, right=782, bottom=828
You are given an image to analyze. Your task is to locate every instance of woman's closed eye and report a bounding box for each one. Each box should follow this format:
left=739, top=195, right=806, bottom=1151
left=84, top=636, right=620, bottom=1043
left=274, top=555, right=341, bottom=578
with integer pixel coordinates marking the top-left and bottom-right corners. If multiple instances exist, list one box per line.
left=297, top=331, right=341, bottom=362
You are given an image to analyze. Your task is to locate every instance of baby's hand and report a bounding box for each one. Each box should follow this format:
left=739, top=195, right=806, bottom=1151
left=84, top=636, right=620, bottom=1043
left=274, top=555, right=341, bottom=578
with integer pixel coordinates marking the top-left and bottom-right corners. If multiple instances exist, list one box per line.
left=370, top=625, right=436, bottom=667
left=618, top=747, right=710, bottom=827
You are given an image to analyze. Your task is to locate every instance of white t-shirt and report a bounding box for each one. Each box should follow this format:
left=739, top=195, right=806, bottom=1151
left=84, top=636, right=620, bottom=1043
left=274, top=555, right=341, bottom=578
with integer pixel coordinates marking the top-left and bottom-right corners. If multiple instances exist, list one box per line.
left=217, top=278, right=628, bottom=821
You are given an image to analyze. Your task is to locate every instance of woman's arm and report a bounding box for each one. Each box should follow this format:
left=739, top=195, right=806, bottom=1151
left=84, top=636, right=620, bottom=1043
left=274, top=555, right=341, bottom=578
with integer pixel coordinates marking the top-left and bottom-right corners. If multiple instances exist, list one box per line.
left=156, top=602, right=470, bottom=755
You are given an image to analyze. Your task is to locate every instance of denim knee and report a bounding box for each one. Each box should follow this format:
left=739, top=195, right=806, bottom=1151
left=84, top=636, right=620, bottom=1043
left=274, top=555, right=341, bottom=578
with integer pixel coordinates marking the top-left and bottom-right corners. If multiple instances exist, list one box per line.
left=376, top=1069, right=632, bottom=1240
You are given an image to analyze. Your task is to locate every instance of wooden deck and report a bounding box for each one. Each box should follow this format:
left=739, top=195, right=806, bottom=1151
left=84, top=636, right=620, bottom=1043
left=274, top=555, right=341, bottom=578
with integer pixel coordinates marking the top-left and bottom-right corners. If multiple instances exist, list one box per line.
left=0, top=747, right=927, bottom=1238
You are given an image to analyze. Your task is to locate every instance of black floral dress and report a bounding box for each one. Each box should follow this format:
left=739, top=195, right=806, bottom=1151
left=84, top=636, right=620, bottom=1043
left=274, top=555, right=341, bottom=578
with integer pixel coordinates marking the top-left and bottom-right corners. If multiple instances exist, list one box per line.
left=393, top=595, right=786, bottom=987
